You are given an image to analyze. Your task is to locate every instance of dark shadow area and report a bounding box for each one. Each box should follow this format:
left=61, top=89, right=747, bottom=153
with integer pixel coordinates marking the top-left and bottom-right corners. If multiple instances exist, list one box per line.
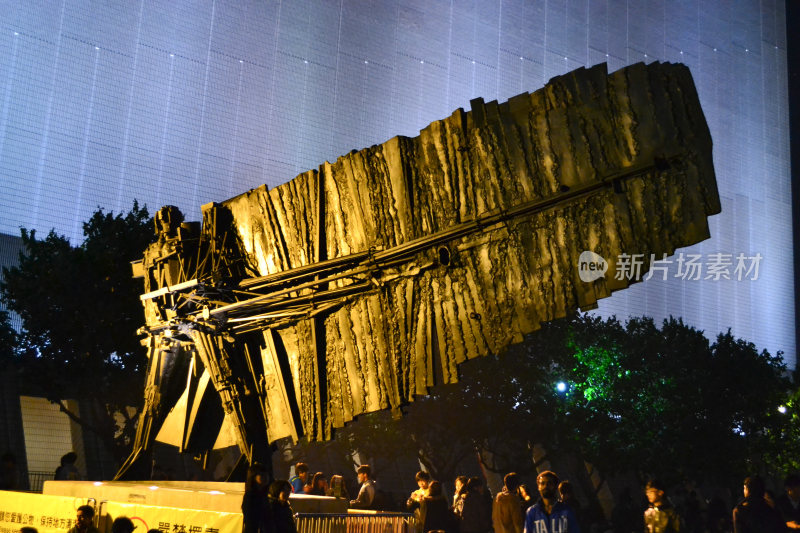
left=787, top=0, right=800, bottom=373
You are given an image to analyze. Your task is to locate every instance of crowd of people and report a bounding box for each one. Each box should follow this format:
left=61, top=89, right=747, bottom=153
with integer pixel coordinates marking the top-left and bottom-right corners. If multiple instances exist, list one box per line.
left=250, top=461, right=800, bottom=533
left=61, top=506, right=175, bottom=533
left=395, top=470, right=800, bottom=533
left=399, top=469, right=579, bottom=533
left=287, top=462, right=348, bottom=499
left=11, top=458, right=796, bottom=533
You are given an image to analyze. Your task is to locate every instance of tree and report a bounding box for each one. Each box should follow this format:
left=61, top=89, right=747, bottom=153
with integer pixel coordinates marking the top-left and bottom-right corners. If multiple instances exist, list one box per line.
left=320, top=312, right=793, bottom=504
left=323, top=319, right=570, bottom=492
left=0, top=310, right=17, bottom=360
left=0, top=202, right=153, bottom=465
left=762, top=367, right=800, bottom=476
left=549, top=315, right=792, bottom=488
left=332, top=384, right=500, bottom=484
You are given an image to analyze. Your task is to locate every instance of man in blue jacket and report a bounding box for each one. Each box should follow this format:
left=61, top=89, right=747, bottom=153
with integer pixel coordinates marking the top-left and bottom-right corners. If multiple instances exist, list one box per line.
left=289, top=462, right=309, bottom=493
left=524, top=471, right=581, bottom=533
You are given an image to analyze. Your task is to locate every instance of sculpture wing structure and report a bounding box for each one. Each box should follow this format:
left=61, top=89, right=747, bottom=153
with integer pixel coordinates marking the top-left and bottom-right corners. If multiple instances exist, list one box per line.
left=116, top=61, right=719, bottom=478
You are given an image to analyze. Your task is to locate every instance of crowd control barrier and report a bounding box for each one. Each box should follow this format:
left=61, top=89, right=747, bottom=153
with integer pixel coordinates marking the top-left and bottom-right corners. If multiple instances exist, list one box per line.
left=295, top=512, right=419, bottom=533
left=0, top=491, right=92, bottom=533
left=97, top=500, right=242, bottom=533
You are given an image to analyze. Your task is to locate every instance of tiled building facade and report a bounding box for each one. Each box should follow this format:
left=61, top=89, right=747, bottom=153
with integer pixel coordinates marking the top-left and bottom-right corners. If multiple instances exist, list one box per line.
left=0, top=0, right=793, bottom=446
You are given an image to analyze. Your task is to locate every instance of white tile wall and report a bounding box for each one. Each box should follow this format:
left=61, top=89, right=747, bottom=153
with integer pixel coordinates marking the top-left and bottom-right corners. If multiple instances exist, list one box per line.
left=0, top=0, right=793, bottom=367
left=19, top=396, right=85, bottom=476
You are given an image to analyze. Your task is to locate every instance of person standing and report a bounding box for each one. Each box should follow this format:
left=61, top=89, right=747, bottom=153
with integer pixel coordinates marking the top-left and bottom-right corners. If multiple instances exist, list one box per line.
left=110, top=518, right=134, bottom=533
left=518, top=484, right=534, bottom=509
left=55, top=452, right=80, bottom=481
left=268, top=480, right=297, bottom=533
left=460, top=477, right=493, bottom=533
left=493, top=472, right=524, bottom=533
left=407, top=470, right=432, bottom=510
left=305, top=472, right=328, bottom=496
left=326, top=474, right=349, bottom=499
left=350, top=464, right=377, bottom=509
left=0, top=452, right=19, bottom=490
left=419, top=481, right=457, bottom=533
left=67, top=506, right=99, bottom=533
left=643, top=479, right=681, bottom=533
left=559, top=480, right=589, bottom=531
left=288, top=462, right=308, bottom=494
left=775, top=473, right=800, bottom=530
left=453, top=475, right=469, bottom=514
left=242, top=463, right=273, bottom=533
left=732, top=475, right=783, bottom=533
left=407, top=470, right=432, bottom=524
left=524, top=471, right=581, bottom=533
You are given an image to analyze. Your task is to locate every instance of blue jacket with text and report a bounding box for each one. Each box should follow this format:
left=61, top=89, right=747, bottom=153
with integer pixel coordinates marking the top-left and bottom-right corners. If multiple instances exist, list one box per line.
left=524, top=500, right=581, bottom=533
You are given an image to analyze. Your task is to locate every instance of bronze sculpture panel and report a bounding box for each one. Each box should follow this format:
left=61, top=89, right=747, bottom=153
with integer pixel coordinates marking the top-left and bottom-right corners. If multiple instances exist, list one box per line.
left=117, top=62, right=719, bottom=478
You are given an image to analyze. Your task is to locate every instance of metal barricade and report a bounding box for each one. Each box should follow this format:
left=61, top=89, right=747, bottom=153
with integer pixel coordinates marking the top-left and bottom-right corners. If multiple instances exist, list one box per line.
left=295, top=512, right=420, bottom=533
left=27, top=470, right=55, bottom=492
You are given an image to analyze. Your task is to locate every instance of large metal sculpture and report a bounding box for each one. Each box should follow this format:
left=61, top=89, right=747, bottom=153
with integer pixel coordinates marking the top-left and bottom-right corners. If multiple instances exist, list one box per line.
left=116, top=61, right=720, bottom=479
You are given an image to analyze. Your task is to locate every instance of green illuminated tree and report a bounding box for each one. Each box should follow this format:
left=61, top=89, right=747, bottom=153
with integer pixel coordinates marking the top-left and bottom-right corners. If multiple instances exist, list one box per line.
left=531, top=314, right=792, bottom=488
left=762, top=369, right=800, bottom=475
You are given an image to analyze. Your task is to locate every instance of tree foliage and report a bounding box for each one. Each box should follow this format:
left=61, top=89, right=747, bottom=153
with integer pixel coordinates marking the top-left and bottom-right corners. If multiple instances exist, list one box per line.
left=328, top=313, right=795, bottom=494
left=0, top=310, right=17, bottom=361
left=762, top=368, right=800, bottom=475
left=544, top=315, right=792, bottom=487
left=0, top=202, right=153, bottom=462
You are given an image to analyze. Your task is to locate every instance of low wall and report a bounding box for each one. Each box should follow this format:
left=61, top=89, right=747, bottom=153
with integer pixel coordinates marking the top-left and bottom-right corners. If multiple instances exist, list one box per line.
left=0, top=491, right=85, bottom=533
left=0, top=488, right=414, bottom=533
left=99, top=500, right=241, bottom=533
left=42, top=481, right=349, bottom=514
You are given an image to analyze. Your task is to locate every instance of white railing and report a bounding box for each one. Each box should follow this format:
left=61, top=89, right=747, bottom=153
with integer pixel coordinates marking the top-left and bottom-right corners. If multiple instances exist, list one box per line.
left=295, top=512, right=420, bottom=533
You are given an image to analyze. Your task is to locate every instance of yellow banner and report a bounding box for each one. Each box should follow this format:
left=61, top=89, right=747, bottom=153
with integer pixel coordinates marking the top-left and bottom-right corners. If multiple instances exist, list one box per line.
left=0, top=491, right=90, bottom=533
left=101, top=502, right=242, bottom=533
